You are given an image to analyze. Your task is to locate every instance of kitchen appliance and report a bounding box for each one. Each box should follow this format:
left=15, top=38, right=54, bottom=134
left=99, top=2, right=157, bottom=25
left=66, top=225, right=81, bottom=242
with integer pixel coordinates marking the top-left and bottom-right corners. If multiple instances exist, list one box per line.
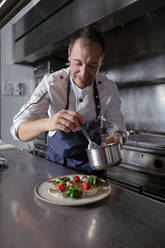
left=0, top=0, right=30, bottom=29
left=13, top=0, right=165, bottom=65
left=107, top=131, right=165, bottom=203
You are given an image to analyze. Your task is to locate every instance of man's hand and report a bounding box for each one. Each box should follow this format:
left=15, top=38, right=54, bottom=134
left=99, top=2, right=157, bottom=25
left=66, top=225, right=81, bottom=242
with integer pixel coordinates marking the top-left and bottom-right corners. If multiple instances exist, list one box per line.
left=47, top=109, right=85, bottom=133
left=104, top=133, right=123, bottom=146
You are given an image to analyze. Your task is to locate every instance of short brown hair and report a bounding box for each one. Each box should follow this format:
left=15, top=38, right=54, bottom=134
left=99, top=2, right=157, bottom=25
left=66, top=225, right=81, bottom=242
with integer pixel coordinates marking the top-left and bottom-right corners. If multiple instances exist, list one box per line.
left=69, top=27, right=105, bottom=56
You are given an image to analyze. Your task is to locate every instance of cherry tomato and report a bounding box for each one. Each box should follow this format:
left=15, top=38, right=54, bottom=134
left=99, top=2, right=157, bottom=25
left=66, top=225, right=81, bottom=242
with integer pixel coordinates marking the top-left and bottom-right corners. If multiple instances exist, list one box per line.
left=82, top=182, right=91, bottom=191
left=74, top=175, right=80, bottom=183
left=56, top=183, right=65, bottom=192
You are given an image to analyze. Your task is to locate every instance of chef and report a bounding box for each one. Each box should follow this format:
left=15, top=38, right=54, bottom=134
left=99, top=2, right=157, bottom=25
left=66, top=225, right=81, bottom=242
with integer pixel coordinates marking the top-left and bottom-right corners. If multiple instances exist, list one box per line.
left=10, top=27, right=127, bottom=178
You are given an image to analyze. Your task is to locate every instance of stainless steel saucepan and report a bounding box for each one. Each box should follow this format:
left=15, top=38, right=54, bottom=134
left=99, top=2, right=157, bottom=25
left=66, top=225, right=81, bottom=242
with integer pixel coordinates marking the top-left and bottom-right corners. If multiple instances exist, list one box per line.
left=80, top=126, right=122, bottom=170
left=86, top=142, right=122, bottom=170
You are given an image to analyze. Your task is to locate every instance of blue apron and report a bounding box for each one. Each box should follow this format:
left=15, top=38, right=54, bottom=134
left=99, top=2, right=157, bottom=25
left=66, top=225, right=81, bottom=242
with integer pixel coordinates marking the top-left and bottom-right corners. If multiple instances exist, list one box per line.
left=46, top=75, right=106, bottom=179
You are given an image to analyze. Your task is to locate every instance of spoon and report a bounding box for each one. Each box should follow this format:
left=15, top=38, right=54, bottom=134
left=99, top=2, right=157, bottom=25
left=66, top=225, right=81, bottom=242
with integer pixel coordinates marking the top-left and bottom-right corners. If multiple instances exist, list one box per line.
left=80, top=126, right=98, bottom=149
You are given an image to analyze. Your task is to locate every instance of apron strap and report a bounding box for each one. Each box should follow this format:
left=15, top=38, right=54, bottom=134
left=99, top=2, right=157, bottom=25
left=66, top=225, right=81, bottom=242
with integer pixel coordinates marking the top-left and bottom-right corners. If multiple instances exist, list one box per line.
left=65, top=74, right=71, bottom=110
left=65, top=74, right=101, bottom=120
left=93, top=80, right=101, bottom=120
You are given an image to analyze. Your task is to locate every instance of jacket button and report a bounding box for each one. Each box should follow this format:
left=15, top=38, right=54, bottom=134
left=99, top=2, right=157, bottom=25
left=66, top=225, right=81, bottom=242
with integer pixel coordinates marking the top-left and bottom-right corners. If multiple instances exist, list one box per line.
left=98, top=81, right=102, bottom=84
left=79, top=98, right=83, bottom=103
left=60, top=75, right=63, bottom=79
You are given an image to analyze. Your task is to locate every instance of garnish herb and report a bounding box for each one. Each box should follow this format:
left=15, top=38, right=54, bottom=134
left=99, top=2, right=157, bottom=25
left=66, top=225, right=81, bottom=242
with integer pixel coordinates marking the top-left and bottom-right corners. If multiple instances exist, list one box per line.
left=88, top=175, right=102, bottom=186
left=66, top=184, right=83, bottom=199
left=51, top=177, right=70, bottom=185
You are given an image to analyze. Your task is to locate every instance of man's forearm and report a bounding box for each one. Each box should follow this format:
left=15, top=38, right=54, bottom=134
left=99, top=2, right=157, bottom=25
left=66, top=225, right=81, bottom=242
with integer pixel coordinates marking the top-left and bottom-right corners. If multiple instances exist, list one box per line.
left=18, top=119, right=49, bottom=142
left=17, top=109, right=85, bottom=142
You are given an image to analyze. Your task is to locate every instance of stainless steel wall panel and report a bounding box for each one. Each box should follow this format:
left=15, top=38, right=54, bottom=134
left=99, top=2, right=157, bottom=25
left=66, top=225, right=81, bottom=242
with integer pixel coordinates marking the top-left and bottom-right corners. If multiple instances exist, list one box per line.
left=118, top=83, right=165, bottom=132
left=106, top=54, right=165, bottom=85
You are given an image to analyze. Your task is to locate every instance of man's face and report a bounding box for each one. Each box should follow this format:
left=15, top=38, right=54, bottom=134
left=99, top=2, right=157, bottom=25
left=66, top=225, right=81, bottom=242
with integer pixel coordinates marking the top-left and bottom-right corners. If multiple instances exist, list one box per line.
left=68, top=38, right=103, bottom=88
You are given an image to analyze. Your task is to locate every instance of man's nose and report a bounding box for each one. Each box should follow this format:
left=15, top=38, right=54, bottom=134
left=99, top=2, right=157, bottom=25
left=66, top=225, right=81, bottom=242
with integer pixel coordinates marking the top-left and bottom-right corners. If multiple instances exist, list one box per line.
left=80, top=65, right=88, bottom=77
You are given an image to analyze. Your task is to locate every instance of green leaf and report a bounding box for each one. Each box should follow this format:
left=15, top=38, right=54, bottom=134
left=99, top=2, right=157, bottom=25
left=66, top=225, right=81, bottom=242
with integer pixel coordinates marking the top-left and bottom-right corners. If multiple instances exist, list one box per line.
left=66, top=184, right=83, bottom=199
left=88, top=175, right=102, bottom=186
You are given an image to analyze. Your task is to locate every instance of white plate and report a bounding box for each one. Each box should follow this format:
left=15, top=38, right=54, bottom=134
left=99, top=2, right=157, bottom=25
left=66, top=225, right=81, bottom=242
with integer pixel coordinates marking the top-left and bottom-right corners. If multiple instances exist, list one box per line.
left=34, top=174, right=111, bottom=206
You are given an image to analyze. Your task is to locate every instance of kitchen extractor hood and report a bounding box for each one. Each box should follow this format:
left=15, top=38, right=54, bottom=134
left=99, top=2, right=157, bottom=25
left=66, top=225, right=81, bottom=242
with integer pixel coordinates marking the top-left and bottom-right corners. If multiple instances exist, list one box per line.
left=13, top=0, right=165, bottom=66
left=0, top=0, right=30, bottom=29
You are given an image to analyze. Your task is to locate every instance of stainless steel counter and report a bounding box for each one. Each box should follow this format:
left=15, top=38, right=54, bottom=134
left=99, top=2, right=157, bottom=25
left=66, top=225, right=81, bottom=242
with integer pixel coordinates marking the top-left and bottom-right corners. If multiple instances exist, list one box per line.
left=0, top=149, right=165, bottom=248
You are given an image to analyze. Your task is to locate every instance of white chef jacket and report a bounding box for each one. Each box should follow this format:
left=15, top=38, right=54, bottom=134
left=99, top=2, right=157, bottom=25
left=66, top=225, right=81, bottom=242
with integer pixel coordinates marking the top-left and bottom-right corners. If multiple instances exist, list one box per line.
left=10, top=67, right=126, bottom=140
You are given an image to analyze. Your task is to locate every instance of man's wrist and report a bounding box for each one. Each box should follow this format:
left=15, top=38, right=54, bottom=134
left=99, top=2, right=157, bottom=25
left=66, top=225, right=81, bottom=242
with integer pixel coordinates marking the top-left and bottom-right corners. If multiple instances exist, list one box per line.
left=114, top=130, right=128, bottom=145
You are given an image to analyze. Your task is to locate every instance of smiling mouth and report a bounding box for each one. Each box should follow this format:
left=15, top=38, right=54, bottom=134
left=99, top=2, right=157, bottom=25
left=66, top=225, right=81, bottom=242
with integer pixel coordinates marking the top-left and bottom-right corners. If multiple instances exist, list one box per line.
left=77, top=75, right=90, bottom=83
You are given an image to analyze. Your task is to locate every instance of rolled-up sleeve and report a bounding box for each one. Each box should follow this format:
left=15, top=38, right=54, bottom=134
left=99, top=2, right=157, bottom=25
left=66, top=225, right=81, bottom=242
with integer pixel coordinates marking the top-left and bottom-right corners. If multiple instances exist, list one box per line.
left=10, top=75, right=50, bottom=140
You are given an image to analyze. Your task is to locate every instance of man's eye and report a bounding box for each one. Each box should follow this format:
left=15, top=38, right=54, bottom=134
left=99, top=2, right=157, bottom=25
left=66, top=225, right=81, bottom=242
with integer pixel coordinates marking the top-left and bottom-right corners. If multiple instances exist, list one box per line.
left=89, top=64, right=98, bottom=69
